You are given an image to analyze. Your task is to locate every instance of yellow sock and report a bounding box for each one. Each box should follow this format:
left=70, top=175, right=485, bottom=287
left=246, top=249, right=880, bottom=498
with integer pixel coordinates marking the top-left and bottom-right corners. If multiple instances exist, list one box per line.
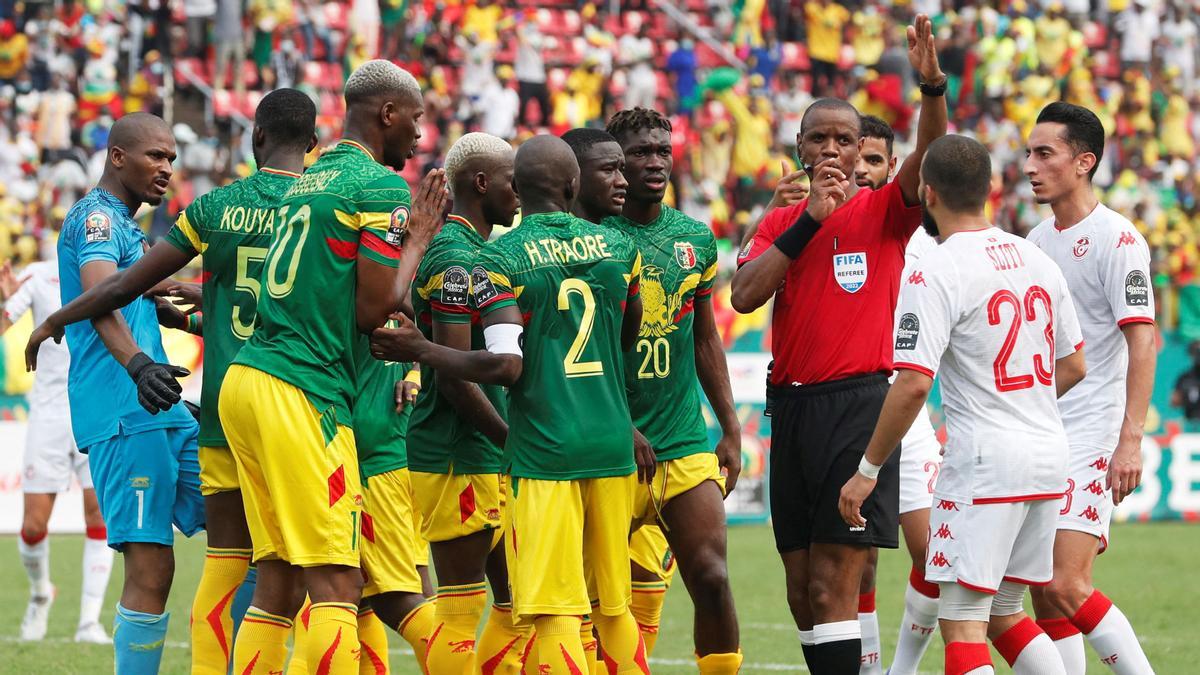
left=306, top=602, right=360, bottom=674
left=357, top=608, right=390, bottom=675
left=697, top=651, right=743, bottom=674
left=579, top=616, right=598, bottom=675
left=397, top=599, right=437, bottom=672
left=286, top=599, right=312, bottom=675
left=629, top=581, right=667, bottom=657
left=191, top=547, right=252, bottom=675
left=520, top=629, right=539, bottom=675
left=593, top=610, right=649, bottom=674
left=426, top=583, right=487, bottom=674
left=232, top=607, right=293, bottom=675
left=478, top=603, right=532, bottom=675
left=532, top=616, right=586, bottom=675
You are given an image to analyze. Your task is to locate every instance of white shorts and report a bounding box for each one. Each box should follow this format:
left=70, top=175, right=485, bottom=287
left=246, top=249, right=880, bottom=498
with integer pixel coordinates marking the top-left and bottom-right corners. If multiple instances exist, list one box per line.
left=899, top=408, right=941, bottom=514
left=23, top=411, right=91, bottom=494
left=1055, top=444, right=1112, bottom=551
left=925, top=497, right=1057, bottom=594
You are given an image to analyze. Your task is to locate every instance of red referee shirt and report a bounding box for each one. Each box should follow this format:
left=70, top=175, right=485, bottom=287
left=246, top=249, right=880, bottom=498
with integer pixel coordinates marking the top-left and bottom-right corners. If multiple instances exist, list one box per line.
left=737, top=180, right=922, bottom=386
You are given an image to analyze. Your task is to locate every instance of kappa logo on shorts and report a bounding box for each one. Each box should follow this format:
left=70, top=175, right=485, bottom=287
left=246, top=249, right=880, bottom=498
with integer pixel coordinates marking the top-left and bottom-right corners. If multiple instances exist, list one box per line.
left=895, top=313, right=920, bottom=351
left=471, top=266, right=499, bottom=305
left=1084, top=480, right=1106, bottom=496
left=832, top=252, right=868, bottom=293
left=386, top=205, right=409, bottom=245
left=1125, top=270, right=1149, bottom=306
left=1079, top=506, right=1102, bottom=522
left=441, top=266, right=470, bottom=306
left=1090, top=457, right=1110, bottom=472
left=85, top=212, right=112, bottom=243
left=929, top=552, right=951, bottom=567
left=936, top=499, right=959, bottom=511
left=933, top=523, right=954, bottom=539
left=129, top=476, right=150, bottom=488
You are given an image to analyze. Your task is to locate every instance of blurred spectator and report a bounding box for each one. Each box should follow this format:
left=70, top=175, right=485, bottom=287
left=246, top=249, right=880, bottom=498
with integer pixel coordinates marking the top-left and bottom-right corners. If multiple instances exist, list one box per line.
left=621, top=26, right=657, bottom=110
left=667, top=39, right=699, bottom=113
left=1170, top=342, right=1200, bottom=425
left=213, top=0, right=247, bottom=92
left=515, top=19, right=549, bottom=126
left=0, top=20, right=27, bottom=86
left=463, top=0, right=503, bottom=44
left=1161, top=3, right=1197, bottom=95
left=1116, top=0, right=1160, bottom=72
left=185, top=0, right=217, bottom=59
left=805, top=0, right=850, bottom=95
left=479, top=66, right=520, bottom=140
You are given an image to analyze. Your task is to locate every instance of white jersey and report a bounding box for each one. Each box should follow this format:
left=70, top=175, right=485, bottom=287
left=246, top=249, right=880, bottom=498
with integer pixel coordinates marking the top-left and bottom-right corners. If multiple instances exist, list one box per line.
left=1026, top=205, right=1154, bottom=450
left=893, top=227, right=1083, bottom=503
left=4, top=261, right=70, bottom=411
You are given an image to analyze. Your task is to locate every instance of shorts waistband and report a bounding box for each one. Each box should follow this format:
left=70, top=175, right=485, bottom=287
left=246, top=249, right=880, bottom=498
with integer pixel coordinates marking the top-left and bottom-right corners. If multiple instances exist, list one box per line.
left=770, top=372, right=889, bottom=399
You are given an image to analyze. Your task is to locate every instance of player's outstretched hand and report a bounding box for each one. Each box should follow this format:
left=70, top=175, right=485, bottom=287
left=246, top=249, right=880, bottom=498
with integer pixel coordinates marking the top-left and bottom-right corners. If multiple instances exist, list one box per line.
left=394, top=377, right=420, bottom=413
left=805, top=157, right=849, bottom=221
left=157, top=282, right=203, bottom=314
left=25, top=320, right=64, bottom=372
left=406, top=168, right=449, bottom=249
left=0, top=260, right=25, bottom=301
left=633, top=427, right=656, bottom=484
left=907, top=14, right=945, bottom=85
left=154, top=296, right=188, bottom=330
left=1107, top=439, right=1143, bottom=505
left=768, top=160, right=809, bottom=211
left=370, top=312, right=428, bottom=362
left=125, top=352, right=189, bottom=414
left=838, top=472, right=876, bottom=529
left=716, top=431, right=742, bottom=496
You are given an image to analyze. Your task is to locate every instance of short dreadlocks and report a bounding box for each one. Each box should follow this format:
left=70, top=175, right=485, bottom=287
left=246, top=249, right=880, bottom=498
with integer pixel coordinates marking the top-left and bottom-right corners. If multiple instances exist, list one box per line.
left=606, top=107, right=672, bottom=145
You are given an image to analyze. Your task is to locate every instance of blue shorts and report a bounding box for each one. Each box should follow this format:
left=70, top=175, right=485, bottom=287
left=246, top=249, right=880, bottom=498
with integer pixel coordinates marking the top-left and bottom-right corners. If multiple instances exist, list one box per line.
left=85, top=423, right=205, bottom=550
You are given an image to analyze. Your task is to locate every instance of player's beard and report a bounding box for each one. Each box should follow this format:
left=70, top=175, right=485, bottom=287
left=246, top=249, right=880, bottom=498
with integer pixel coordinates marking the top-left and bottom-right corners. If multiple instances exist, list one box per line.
left=919, top=195, right=939, bottom=239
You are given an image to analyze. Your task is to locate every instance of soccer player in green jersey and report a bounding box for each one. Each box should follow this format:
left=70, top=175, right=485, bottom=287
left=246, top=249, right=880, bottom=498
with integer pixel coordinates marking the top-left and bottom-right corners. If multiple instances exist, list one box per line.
left=218, top=60, right=448, bottom=673
left=370, top=135, right=649, bottom=675
left=408, top=132, right=530, bottom=674
left=24, top=89, right=318, bottom=675
left=604, top=108, right=744, bottom=674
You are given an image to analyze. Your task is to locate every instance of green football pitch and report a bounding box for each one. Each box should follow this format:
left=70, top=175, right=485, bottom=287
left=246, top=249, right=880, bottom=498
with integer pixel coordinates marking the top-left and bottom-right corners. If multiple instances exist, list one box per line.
left=0, top=523, right=1192, bottom=673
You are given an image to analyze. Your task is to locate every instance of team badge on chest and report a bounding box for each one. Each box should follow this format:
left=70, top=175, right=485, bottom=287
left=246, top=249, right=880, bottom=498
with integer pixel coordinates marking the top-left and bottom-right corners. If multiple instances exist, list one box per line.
left=832, top=251, right=868, bottom=293
left=1072, top=235, right=1090, bottom=260
left=674, top=241, right=697, bottom=269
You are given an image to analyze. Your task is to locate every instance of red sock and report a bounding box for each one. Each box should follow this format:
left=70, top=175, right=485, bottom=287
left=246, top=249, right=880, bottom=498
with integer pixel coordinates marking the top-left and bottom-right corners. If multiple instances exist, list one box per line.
left=1035, top=617, right=1080, bottom=641
left=86, top=526, right=107, bottom=541
left=858, top=591, right=876, bottom=613
left=20, top=530, right=47, bottom=546
left=992, top=617, right=1041, bottom=666
left=945, top=641, right=991, bottom=675
left=1069, top=590, right=1112, bottom=634
left=910, top=565, right=941, bottom=598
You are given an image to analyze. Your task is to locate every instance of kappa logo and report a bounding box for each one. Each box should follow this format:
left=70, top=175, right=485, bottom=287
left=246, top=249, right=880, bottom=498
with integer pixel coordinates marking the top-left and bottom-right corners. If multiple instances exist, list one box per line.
left=1116, top=231, right=1137, bottom=248
left=895, top=313, right=920, bottom=351
left=1073, top=235, right=1091, bottom=260
left=933, top=523, right=954, bottom=539
left=936, top=499, right=959, bottom=511
left=1090, top=457, right=1110, bottom=472
left=1084, top=480, right=1106, bottom=496
left=1079, top=506, right=1102, bottom=522
left=1125, top=270, right=1149, bottom=306
left=907, top=270, right=927, bottom=286
left=929, top=552, right=951, bottom=567
left=832, top=252, right=868, bottom=293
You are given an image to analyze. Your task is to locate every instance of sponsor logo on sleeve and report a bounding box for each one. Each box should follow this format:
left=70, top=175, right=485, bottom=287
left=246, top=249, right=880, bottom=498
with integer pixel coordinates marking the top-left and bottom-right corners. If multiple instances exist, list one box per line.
left=832, top=252, right=868, bottom=293
left=386, top=205, right=409, bottom=245
left=895, top=313, right=920, bottom=350
left=471, top=266, right=498, bottom=305
left=1125, top=270, right=1148, bottom=306
left=85, top=212, right=111, bottom=242
left=441, top=266, right=469, bottom=306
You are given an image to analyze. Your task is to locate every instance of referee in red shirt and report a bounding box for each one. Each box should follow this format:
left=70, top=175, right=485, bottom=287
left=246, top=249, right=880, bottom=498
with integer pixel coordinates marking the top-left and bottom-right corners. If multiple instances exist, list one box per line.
left=731, top=15, right=947, bottom=674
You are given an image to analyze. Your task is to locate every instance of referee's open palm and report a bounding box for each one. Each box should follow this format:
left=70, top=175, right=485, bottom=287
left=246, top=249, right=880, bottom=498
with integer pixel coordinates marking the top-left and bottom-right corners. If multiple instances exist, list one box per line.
left=906, top=14, right=942, bottom=84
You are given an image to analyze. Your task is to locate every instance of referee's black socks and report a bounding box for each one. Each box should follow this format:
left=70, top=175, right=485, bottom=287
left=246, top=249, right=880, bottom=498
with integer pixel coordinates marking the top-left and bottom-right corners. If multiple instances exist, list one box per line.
left=807, top=621, right=862, bottom=674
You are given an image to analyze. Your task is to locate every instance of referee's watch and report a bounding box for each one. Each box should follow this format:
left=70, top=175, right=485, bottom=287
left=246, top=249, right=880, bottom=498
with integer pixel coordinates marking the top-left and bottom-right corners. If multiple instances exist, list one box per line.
left=919, top=77, right=948, bottom=98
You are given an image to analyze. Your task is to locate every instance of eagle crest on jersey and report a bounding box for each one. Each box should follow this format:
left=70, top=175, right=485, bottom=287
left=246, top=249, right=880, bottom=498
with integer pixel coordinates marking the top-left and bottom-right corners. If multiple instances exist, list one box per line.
left=638, top=265, right=700, bottom=338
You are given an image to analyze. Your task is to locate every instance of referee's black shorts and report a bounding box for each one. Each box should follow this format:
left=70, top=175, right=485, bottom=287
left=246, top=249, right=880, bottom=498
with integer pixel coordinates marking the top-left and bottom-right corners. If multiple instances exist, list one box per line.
left=768, top=373, right=900, bottom=552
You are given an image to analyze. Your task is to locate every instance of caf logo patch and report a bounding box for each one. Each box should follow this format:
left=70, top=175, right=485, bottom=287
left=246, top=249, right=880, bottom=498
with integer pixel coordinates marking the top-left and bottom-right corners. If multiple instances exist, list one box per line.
left=895, top=313, right=919, bottom=350
left=441, top=266, right=469, bottom=306
left=386, top=205, right=409, bottom=245
left=1125, top=270, right=1149, bottom=306
left=85, top=212, right=111, bottom=243
left=471, top=266, right=498, bottom=305
left=674, top=241, right=697, bottom=269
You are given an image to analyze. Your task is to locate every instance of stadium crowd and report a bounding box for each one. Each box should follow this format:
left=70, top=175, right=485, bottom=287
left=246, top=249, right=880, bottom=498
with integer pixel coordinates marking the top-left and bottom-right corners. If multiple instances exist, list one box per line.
left=0, top=0, right=1196, bottom=325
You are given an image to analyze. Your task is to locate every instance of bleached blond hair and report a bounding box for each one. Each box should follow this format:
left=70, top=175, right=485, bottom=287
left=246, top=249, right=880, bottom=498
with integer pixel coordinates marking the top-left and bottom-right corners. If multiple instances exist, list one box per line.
left=443, top=132, right=514, bottom=198
left=344, top=59, right=422, bottom=106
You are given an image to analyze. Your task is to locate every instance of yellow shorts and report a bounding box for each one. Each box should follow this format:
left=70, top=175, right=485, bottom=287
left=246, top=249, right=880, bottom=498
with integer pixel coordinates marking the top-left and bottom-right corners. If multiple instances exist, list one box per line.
left=631, top=452, right=726, bottom=528
left=629, top=524, right=677, bottom=587
left=410, top=469, right=503, bottom=543
left=219, top=365, right=362, bottom=567
left=507, top=475, right=634, bottom=622
left=362, top=468, right=425, bottom=597
left=199, top=445, right=240, bottom=496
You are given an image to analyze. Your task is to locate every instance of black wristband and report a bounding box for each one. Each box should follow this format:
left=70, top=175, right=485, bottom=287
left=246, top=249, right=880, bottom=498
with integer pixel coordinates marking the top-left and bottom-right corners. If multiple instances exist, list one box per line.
left=919, top=79, right=947, bottom=97
left=772, top=211, right=822, bottom=259
left=125, top=352, right=153, bottom=379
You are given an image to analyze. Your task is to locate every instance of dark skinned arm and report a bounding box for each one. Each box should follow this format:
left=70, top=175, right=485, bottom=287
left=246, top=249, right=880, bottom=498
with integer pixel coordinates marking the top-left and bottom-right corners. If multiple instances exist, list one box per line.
left=893, top=14, right=948, bottom=206
left=694, top=297, right=742, bottom=492
left=370, top=304, right=524, bottom=386
left=45, top=242, right=193, bottom=331
left=432, top=319, right=509, bottom=447
left=80, top=261, right=145, bottom=368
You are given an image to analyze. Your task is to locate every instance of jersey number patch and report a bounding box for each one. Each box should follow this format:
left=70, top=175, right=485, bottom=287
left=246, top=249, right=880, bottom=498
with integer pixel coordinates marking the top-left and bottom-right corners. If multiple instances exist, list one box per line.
left=987, top=286, right=1055, bottom=392
left=558, top=278, right=603, bottom=378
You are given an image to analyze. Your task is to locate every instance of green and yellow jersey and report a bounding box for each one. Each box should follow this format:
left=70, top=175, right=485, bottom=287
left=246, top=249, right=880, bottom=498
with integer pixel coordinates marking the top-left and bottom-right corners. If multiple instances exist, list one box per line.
left=164, top=167, right=300, bottom=447
left=353, top=338, right=414, bottom=479
left=233, top=140, right=410, bottom=426
left=407, top=215, right=509, bottom=474
left=602, top=206, right=718, bottom=461
left=473, top=211, right=641, bottom=480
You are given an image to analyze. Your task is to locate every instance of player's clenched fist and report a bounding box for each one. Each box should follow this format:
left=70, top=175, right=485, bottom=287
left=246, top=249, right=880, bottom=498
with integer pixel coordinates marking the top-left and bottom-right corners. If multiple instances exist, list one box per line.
left=406, top=168, right=449, bottom=248
left=370, top=312, right=428, bottom=362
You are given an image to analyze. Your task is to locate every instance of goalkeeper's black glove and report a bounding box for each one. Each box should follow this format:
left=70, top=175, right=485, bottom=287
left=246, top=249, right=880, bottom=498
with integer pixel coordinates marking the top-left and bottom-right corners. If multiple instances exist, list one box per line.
left=125, top=352, right=189, bottom=414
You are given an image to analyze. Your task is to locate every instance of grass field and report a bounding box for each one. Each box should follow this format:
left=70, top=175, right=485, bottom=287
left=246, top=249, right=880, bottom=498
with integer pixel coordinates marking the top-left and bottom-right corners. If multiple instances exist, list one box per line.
left=0, top=523, right=1193, bottom=674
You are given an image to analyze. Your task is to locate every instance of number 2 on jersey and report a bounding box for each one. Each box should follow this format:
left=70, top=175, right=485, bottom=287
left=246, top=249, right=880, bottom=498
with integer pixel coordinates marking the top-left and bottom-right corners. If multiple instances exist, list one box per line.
left=988, top=285, right=1055, bottom=392
left=558, top=278, right=604, bottom=378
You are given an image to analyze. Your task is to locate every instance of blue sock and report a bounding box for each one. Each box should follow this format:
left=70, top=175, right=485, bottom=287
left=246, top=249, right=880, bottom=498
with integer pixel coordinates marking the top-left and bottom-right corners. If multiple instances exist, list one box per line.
left=114, top=603, right=169, bottom=675
left=230, top=564, right=257, bottom=637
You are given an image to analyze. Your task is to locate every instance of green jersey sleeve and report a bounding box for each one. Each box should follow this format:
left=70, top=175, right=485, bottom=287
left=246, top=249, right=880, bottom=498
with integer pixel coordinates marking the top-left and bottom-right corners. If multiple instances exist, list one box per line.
left=417, top=241, right=475, bottom=325
left=346, top=172, right=411, bottom=267
left=472, top=246, right=519, bottom=315
left=165, top=196, right=207, bottom=256
left=695, top=229, right=718, bottom=301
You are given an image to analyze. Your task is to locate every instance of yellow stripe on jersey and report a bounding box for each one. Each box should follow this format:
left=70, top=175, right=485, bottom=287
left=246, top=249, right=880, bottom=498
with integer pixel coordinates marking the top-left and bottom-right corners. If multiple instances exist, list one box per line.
left=486, top=270, right=512, bottom=289
left=624, top=251, right=643, bottom=284
left=333, top=208, right=391, bottom=235
left=416, top=273, right=443, bottom=301
left=700, top=260, right=718, bottom=283
left=334, top=208, right=359, bottom=231
left=174, top=212, right=207, bottom=253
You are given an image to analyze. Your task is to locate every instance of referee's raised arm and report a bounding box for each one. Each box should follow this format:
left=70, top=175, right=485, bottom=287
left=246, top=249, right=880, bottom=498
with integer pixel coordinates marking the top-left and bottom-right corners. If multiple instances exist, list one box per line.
left=894, top=14, right=949, bottom=206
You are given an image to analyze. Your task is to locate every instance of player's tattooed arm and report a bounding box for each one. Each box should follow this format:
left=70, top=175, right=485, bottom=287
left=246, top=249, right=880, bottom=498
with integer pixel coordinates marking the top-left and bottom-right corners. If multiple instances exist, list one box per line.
left=694, top=298, right=742, bottom=494
left=894, top=14, right=947, bottom=207
left=839, top=369, right=932, bottom=528
left=432, top=319, right=509, bottom=447
left=370, top=307, right=523, bottom=386
left=26, top=242, right=194, bottom=367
